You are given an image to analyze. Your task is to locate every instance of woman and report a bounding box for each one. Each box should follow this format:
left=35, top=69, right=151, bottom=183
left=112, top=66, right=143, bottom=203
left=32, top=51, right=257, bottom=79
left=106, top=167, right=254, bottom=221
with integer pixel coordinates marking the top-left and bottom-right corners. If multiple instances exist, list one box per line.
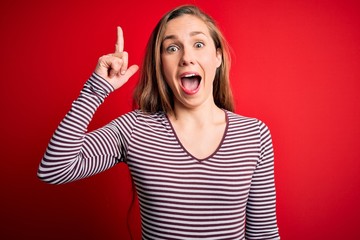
left=38, top=5, right=280, bottom=239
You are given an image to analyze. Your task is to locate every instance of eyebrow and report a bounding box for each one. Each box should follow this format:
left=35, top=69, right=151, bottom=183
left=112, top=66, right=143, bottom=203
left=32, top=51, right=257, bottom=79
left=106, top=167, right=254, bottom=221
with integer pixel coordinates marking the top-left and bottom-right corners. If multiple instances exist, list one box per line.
left=163, top=31, right=208, bottom=42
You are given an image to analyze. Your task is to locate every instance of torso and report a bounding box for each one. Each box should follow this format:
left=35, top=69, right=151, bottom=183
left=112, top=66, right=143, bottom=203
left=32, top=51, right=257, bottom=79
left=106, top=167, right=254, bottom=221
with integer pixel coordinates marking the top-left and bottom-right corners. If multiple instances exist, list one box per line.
left=123, top=110, right=261, bottom=239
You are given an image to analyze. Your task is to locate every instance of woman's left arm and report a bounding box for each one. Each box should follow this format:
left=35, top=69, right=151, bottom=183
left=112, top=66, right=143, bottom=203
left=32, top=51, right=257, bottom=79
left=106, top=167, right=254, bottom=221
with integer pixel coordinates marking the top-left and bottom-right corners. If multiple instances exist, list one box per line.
left=245, top=120, right=280, bottom=239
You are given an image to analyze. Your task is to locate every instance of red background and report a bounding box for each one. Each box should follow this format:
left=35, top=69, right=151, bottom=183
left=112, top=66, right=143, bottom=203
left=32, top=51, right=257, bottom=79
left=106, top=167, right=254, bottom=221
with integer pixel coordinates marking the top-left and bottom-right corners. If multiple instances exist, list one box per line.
left=1, top=0, right=359, bottom=239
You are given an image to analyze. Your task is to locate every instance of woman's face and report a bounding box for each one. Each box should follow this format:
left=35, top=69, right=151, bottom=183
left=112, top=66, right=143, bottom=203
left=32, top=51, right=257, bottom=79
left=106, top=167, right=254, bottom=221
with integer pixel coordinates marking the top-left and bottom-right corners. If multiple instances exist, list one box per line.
left=161, top=14, right=222, bottom=110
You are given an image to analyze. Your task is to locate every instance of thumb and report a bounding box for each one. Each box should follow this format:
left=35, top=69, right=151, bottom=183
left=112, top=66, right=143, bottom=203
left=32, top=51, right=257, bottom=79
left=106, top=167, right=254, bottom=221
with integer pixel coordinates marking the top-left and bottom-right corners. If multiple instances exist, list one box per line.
left=109, top=64, right=139, bottom=90
left=123, top=64, right=139, bottom=81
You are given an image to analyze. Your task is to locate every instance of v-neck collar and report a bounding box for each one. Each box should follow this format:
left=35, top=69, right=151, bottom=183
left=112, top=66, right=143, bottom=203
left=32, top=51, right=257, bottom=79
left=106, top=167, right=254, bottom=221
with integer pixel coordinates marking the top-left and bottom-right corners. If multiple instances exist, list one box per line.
left=165, top=109, right=229, bottom=162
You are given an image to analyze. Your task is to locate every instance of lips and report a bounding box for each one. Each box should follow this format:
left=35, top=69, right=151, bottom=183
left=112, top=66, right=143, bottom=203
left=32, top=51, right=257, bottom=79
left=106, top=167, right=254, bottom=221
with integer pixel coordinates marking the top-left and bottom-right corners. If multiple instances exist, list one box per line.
left=180, top=72, right=202, bottom=95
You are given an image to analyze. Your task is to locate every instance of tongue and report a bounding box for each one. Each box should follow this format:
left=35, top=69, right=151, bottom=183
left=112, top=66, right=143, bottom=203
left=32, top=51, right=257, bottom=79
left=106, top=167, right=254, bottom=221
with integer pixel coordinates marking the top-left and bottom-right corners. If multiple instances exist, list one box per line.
left=181, top=77, right=199, bottom=91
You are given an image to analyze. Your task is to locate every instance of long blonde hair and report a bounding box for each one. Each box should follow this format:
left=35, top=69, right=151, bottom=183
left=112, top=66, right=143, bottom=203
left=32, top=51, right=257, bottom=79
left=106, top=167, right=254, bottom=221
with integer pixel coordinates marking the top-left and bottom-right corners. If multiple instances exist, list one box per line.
left=133, top=5, right=234, bottom=114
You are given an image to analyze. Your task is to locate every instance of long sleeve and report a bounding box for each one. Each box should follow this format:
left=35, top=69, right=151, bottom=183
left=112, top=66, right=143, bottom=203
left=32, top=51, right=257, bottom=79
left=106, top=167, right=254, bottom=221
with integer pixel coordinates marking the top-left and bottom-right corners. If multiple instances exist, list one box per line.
left=38, top=73, right=126, bottom=184
left=245, top=120, right=280, bottom=239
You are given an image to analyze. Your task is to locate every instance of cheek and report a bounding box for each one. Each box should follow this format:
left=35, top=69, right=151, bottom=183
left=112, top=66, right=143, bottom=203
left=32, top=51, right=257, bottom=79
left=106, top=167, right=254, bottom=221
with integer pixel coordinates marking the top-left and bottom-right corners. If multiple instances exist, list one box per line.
left=202, top=55, right=219, bottom=75
left=201, top=49, right=219, bottom=66
left=161, top=60, right=174, bottom=89
left=161, top=57, right=173, bottom=78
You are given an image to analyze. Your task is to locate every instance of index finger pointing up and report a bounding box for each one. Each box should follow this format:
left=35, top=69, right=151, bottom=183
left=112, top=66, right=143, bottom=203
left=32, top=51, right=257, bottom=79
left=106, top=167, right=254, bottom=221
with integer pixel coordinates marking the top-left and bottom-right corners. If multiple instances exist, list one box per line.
left=115, top=26, right=124, bottom=53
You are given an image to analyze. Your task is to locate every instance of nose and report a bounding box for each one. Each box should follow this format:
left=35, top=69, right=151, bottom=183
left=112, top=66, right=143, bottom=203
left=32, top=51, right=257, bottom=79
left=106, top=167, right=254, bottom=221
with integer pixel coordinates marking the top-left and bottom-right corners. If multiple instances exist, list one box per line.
left=180, top=47, right=195, bottom=66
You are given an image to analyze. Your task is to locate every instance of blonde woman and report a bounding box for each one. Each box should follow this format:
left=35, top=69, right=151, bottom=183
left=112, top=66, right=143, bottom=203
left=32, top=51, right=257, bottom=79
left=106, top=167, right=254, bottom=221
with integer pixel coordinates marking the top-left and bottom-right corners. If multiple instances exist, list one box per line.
left=38, top=5, right=280, bottom=239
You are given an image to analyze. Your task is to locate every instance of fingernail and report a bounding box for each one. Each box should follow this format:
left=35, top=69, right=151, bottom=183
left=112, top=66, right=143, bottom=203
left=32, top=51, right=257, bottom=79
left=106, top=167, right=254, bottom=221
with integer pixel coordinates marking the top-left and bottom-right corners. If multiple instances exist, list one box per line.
left=121, top=71, right=126, bottom=75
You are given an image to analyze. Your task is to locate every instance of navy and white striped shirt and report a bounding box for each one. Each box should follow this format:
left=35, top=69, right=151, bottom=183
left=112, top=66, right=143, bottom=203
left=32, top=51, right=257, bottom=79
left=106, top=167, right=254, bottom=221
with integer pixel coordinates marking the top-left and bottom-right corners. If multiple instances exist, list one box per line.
left=38, top=73, right=280, bottom=239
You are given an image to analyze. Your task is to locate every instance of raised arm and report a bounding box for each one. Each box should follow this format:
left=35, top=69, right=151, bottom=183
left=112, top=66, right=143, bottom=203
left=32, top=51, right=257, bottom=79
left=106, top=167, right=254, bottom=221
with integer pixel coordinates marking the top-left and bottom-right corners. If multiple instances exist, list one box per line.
left=38, top=27, right=138, bottom=184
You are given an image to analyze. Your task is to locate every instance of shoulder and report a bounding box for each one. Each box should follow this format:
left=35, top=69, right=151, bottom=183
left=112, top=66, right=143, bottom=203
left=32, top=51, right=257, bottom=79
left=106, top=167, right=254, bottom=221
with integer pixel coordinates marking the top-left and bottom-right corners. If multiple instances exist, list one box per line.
left=117, top=110, right=166, bottom=125
left=225, top=110, right=259, bottom=125
left=108, top=110, right=166, bottom=138
left=225, top=110, right=271, bottom=134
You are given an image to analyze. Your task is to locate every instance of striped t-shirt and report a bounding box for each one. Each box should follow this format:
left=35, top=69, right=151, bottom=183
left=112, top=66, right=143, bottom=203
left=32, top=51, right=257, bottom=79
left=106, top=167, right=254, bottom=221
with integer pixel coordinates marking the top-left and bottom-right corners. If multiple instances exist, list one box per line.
left=38, top=73, right=280, bottom=239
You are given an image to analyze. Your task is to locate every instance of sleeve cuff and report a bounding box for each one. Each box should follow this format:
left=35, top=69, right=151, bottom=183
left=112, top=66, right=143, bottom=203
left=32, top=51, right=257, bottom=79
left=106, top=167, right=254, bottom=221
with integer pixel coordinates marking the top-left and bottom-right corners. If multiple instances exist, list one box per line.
left=90, top=72, right=115, bottom=94
left=79, top=73, right=115, bottom=103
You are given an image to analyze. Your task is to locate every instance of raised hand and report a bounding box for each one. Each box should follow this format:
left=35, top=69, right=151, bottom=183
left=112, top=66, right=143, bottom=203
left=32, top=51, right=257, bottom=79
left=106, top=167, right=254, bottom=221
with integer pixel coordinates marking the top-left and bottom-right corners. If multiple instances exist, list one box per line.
left=94, top=26, right=139, bottom=90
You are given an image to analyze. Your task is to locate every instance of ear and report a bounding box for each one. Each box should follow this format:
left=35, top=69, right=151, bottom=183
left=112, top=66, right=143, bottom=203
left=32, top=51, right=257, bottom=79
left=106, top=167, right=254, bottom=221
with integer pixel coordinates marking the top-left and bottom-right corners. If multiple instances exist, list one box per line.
left=216, top=48, right=222, bottom=68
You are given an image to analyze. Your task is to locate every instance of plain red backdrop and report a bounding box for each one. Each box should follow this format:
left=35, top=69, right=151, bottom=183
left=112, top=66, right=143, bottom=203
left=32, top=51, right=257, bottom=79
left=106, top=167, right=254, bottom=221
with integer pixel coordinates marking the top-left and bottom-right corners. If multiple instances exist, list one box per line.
left=1, top=0, right=359, bottom=239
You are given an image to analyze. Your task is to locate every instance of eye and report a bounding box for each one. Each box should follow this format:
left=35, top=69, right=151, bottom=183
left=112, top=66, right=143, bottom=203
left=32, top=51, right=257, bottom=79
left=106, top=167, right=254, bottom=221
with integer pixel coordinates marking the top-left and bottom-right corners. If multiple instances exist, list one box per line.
left=166, top=45, right=179, bottom=53
left=194, top=42, right=205, bottom=48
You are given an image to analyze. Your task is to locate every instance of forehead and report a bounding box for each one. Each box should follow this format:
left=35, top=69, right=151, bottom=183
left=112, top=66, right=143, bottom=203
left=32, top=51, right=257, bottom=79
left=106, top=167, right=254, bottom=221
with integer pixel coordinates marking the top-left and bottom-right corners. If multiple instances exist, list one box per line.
left=163, top=14, right=210, bottom=37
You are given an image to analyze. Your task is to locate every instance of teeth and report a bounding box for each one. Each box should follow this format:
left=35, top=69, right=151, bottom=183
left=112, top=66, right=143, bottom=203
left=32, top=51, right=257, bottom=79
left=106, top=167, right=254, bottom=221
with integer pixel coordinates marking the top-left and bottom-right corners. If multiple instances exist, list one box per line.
left=184, top=73, right=196, bottom=78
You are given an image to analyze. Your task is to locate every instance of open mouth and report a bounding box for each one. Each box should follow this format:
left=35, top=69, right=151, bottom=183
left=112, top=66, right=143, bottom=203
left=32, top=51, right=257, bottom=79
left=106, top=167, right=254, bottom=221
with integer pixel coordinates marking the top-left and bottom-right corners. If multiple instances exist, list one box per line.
left=180, top=73, right=202, bottom=94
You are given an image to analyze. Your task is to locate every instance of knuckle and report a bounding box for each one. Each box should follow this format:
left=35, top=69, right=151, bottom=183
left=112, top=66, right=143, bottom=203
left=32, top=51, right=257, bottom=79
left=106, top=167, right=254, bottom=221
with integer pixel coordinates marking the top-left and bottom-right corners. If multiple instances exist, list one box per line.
left=115, top=58, right=123, bottom=65
left=98, top=55, right=106, bottom=61
left=112, top=60, right=122, bottom=70
left=113, top=52, right=122, bottom=58
left=99, top=54, right=111, bottom=62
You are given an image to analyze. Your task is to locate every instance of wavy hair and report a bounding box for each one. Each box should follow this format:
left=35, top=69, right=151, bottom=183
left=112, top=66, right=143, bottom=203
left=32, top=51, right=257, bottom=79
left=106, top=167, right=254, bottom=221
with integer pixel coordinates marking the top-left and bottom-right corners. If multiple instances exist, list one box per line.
left=133, top=5, right=234, bottom=113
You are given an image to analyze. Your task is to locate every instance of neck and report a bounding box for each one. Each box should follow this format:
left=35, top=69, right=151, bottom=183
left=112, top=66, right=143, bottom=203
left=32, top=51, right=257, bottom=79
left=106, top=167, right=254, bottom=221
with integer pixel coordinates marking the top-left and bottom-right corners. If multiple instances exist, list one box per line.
left=169, top=100, right=224, bottom=127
